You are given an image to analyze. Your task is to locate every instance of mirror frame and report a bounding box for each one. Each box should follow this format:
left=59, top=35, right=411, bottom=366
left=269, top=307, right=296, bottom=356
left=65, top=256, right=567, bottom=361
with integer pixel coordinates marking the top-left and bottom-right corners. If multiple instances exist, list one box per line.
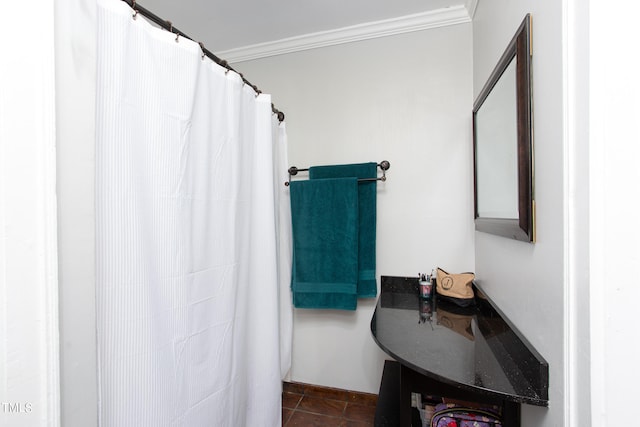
left=473, top=14, right=534, bottom=242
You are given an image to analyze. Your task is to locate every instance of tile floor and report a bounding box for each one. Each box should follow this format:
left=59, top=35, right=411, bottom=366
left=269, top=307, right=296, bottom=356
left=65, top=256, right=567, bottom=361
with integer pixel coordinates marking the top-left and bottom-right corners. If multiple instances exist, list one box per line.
left=282, top=381, right=378, bottom=426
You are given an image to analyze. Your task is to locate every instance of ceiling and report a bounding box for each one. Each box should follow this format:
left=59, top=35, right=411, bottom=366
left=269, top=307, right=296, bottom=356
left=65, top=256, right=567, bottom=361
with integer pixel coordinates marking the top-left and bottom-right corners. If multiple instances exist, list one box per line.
left=136, top=0, right=468, bottom=54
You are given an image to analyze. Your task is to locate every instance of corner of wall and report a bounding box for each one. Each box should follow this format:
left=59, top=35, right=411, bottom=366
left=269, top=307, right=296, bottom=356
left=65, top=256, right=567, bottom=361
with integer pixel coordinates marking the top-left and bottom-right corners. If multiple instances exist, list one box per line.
left=55, top=0, right=98, bottom=425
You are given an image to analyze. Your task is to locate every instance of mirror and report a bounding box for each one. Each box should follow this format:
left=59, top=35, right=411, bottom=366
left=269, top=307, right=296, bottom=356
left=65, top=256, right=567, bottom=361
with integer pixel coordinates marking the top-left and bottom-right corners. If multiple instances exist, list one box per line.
left=473, top=14, right=534, bottom=242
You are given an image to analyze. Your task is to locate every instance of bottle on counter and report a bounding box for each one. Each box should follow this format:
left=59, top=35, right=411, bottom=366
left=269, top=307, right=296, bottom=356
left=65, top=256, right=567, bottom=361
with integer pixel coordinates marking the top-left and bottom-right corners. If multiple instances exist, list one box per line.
left=419, top=273, right=432, bottom=299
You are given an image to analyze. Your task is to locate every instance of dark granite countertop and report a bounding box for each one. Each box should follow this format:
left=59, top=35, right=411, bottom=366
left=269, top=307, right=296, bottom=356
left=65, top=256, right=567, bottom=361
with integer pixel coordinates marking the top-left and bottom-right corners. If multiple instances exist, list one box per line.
left=371, top=276, right=549, bottom=407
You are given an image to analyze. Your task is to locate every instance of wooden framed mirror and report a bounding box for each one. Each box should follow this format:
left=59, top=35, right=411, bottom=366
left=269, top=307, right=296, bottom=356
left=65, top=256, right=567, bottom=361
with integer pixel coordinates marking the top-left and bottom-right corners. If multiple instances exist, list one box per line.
left=473, top=14, right=534, bottom=242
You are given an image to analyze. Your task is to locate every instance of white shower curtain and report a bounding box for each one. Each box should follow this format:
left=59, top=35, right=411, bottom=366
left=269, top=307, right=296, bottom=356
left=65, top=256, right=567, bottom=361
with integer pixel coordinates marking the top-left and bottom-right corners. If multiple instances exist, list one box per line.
left=95, top=1, right=292, bottom=425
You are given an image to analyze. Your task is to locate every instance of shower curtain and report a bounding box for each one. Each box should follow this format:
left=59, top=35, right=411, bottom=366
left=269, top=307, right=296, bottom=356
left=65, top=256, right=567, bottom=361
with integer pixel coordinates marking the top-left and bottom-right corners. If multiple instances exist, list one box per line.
left=95, top=1, right=292, bottom=425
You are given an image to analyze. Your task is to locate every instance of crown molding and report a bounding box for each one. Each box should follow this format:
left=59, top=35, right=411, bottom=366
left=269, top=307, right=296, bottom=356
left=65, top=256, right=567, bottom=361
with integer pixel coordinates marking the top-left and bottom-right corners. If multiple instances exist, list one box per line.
left=220, top=5, right=473, bottom=63
left=465, top=0, right=479, bottom=20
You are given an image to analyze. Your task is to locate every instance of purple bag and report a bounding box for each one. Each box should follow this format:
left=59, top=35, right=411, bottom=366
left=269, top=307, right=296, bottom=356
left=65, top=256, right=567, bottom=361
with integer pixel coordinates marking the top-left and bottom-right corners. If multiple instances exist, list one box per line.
left=430, top=403, right=502, bottom=427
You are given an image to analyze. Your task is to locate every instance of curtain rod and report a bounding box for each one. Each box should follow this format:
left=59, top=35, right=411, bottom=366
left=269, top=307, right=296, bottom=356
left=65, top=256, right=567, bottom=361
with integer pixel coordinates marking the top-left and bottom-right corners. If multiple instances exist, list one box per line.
left=122, top=0, right=285, bottom=122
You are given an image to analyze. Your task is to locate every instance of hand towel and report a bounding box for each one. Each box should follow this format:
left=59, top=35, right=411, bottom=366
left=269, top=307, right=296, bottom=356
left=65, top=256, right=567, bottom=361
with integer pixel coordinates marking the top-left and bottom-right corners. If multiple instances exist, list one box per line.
left=289, top=177, right=359, bottom=310
left=309, top=162, right=378, bottom=298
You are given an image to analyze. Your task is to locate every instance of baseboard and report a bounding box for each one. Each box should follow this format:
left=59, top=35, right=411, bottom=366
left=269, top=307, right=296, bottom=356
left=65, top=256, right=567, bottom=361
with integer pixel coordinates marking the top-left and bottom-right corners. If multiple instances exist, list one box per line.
left=283, top=381, right=378, bottom=406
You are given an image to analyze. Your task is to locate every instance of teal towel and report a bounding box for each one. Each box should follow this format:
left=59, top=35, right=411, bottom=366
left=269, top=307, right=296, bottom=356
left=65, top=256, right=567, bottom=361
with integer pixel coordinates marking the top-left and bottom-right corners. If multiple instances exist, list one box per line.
left=289, top=177, right=359, bottom=310
left=309, top=163, right=378, bottom=298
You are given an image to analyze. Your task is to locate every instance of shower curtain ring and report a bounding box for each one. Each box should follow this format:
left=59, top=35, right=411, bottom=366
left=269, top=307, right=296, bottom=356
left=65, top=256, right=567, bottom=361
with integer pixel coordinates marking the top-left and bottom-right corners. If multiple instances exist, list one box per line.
left=198, top=42, right=205, bottom=60
left=166, top=21, right=179, bottom=43
left=132, top=0, right=138, bottom=19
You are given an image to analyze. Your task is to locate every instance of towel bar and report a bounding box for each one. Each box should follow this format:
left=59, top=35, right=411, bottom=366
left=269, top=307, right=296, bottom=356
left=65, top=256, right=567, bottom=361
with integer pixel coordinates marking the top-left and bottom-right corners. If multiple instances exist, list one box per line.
left=285, top=160, right=390, bottom=186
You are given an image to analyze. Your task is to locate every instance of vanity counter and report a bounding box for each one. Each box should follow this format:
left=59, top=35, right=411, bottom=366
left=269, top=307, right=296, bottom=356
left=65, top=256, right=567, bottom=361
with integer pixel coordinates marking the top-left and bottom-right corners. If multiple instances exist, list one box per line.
left=371, top=276, right=548, bottom=425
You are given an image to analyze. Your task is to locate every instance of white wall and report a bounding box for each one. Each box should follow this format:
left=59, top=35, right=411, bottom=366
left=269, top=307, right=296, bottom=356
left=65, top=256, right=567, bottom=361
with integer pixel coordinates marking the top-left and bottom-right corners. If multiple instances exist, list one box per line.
left=54, top=0, right=98, bottom=425
left=565, top=0, right=592, bottom=425
left=588, top=1, right=640, bottom=425
left=473, top=1, right=564, bottom=426
left=237, top=23, right=474, bottom=393
left=1, top=1, right=60, bottom=426
left=1, top=0, right=97, bottom=425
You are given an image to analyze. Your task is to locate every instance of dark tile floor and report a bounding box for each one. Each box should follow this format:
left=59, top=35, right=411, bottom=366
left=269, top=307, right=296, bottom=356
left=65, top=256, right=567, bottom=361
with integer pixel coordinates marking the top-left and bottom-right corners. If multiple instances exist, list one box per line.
left=282, top=381, right=378, bottom=426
